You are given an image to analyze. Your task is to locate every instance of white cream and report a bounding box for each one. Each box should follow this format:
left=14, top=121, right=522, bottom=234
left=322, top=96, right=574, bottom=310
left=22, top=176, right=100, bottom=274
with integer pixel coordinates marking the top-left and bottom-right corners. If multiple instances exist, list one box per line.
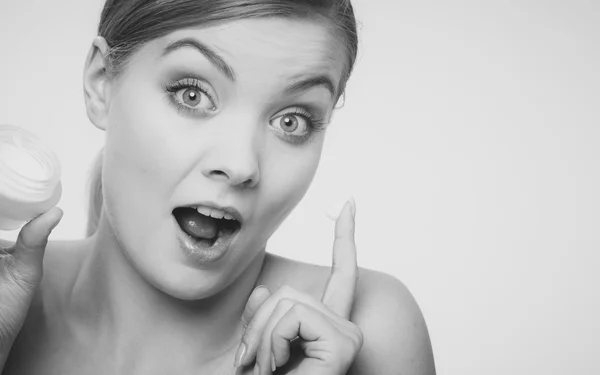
left=0, top=125, right=62, bottom=230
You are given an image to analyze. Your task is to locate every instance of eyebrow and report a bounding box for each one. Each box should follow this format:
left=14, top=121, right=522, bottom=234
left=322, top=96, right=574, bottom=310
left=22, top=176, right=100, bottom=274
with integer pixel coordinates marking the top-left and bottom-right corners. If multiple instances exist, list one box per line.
left=162, top=38, right=236, bottom=81
left=162, top=38, right=336, bottom=98
left=284, top=75, right=337, bottom=98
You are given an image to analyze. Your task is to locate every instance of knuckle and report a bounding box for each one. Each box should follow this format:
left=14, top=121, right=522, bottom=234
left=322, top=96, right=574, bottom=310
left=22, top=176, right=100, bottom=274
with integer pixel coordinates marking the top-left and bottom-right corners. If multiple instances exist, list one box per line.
left=240, top=315, right=250, bottom=329
left=241, top=307, right=252, bottom=325
left=290, top=302, right=310, bottom=316
left=241, top=321, right=256, bottom=343
left=276, top=298, right=296, bottom=311
left=337, top=320, right=363, bottom=352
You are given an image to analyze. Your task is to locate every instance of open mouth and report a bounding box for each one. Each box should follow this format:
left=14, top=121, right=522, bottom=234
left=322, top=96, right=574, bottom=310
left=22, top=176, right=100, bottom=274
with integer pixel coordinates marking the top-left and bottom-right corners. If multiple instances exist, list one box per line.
left=172, top=206, right=242, bottom=247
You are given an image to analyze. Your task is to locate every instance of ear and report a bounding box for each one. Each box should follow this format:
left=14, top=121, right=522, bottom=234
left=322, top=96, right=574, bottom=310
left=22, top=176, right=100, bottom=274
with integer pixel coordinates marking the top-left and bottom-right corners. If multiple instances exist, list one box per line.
left=83, top=36, right=112, bottom=131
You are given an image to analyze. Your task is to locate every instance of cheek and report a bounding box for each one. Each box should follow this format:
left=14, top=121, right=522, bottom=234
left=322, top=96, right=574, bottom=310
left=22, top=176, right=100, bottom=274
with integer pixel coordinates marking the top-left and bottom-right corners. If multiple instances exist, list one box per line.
left=272, top=151, right=320, bottom=199
left=102, top=83, right=180, bottom=226
left=106, top=85, right=169, bottom=172
left=257, top=139, right=324, bottom=231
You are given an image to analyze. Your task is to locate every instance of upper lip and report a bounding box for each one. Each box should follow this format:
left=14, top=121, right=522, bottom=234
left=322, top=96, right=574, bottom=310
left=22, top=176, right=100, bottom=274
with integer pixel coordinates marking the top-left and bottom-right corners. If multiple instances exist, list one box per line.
left=183, top=201, right=244, bottom=224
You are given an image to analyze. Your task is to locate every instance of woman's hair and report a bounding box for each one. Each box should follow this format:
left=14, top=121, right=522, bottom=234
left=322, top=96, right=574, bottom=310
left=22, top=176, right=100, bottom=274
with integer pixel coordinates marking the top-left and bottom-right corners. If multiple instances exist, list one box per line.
left=86, top=0, right=359, bottom=236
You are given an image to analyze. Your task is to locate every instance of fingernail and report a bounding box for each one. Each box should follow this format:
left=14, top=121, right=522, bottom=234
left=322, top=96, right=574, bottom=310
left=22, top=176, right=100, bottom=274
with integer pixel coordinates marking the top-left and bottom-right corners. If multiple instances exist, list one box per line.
left=326, top=195, right=354, bottom=221
left=271, top=352, right=277, bottom=372
left=254, top=284, right=268, bottom=292
left=349, top=197, right=356, bottom=218
left=234, top=343, right=246, bottom=367
left=46, top=208, right=63, bottom=233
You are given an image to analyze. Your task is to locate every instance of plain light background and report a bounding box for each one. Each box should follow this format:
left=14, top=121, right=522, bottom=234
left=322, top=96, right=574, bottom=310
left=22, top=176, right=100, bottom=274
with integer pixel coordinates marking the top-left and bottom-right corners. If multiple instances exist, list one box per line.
left=1, top=0, right=598, bottom=374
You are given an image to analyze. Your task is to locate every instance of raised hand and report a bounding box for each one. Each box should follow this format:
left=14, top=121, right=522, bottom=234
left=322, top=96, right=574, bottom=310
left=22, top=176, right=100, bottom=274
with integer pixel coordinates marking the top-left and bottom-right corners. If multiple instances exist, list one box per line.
left=0, top=208, right=62, bottom=365
left=235, top=199, right=362, bottom=374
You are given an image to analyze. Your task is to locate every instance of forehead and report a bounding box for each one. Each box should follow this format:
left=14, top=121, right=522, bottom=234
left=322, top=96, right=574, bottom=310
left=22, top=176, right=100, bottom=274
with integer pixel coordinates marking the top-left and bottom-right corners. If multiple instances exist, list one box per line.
left=137, top=18, right=346, bottom=92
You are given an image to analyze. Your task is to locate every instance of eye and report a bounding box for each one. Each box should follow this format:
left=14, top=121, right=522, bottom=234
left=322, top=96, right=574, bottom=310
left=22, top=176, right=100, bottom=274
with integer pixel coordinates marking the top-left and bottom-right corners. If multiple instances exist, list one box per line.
left=173, top=87, right=216, bottom=112
left=270, top=113, right=310, bottom=137
left=165, top=78, right=218, bottom=114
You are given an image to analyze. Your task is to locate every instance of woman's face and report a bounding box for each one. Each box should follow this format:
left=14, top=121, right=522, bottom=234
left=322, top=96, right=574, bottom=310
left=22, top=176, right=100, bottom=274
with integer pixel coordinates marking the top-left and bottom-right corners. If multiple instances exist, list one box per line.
left=99, top=18, right=346, bottom=299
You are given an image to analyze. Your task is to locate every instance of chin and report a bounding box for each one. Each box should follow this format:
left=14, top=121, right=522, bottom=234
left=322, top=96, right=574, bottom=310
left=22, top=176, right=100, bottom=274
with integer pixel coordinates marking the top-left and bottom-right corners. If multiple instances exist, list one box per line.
left=143, top=259, right=233, bottom=301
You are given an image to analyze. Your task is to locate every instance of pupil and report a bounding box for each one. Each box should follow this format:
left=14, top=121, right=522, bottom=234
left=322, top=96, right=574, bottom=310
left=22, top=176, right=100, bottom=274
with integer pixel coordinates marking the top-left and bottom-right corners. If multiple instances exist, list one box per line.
left=184, top=89, right=200, bottom=105
left=281, top=115, right=298, bottom=132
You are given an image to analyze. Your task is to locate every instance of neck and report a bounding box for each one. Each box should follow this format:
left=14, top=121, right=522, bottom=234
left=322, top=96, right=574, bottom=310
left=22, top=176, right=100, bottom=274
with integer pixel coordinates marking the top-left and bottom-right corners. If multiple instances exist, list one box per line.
left=68, top=214, right=266, bottom=367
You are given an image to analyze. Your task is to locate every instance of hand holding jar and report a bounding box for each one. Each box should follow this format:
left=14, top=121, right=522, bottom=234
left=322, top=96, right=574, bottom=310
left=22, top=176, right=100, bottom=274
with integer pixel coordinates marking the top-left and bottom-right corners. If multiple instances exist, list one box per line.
left=0, top=125, right=62, bottom=368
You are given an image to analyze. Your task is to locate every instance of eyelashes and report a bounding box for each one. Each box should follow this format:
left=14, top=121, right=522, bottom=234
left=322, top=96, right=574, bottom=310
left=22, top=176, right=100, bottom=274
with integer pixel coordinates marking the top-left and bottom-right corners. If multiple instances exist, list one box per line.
left=268, top=108, right=328, bottom=144
left=165, top=77, right=218, bottom=115
left=285, top=108, right=328, bottom=132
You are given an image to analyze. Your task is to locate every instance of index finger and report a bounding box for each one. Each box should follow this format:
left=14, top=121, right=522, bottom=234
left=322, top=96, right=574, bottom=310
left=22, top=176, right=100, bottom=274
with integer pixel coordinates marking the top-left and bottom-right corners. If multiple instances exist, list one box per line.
left=321, top=198, right=358, bottom=318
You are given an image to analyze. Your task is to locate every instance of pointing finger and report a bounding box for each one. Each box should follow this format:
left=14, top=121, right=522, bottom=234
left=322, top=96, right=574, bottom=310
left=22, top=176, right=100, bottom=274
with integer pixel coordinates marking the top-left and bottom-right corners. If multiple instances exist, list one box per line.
left=321, top=198, right=358, bottom=318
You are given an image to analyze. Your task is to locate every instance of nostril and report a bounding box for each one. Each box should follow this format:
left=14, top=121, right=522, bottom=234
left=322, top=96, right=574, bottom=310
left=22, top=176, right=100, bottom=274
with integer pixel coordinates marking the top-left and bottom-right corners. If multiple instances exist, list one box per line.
left=210, top=170, right=229, bottom=178
left=203, top=166, right=259, bottom=187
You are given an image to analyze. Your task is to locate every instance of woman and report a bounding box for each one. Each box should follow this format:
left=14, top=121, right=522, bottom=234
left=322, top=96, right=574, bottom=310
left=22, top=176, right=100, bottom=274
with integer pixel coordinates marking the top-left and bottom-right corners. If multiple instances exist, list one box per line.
left=0, top=0, right=435, bottom=374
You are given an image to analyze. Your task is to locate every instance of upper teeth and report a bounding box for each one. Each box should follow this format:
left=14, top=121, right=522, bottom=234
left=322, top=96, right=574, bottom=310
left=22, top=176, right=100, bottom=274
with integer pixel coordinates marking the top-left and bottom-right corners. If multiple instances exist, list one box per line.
left=196, top=206, right=236, bottom=220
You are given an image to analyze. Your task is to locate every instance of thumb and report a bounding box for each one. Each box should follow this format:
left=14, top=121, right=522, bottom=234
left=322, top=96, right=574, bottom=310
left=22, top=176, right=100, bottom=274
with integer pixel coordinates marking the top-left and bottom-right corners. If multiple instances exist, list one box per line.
left=241, top=285, right=271, bottom=330
left=13, top=207, right=63, bottom=270
left=235, top=285, right=270, bottom=367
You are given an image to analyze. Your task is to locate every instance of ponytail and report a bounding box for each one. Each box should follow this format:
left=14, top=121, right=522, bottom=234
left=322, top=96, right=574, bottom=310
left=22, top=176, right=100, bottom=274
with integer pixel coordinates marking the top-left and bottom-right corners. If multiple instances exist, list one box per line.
left=86, top=149, right=103, bottom=236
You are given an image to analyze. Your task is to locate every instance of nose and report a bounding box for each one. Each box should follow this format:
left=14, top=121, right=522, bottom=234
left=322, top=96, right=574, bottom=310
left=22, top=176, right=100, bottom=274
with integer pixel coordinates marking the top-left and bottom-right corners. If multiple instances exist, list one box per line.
left=200, top=132, right=261, bottom=189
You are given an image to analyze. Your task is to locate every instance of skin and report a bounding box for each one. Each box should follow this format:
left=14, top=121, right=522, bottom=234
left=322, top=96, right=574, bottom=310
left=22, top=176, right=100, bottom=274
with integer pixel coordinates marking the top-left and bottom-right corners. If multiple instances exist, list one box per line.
left=1, top=18, right=435, bottom=374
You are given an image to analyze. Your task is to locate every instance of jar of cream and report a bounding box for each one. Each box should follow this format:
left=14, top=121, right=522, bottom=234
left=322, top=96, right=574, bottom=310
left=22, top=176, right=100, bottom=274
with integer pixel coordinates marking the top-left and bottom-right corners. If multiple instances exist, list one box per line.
left=0, top=125, right=62, bottom=230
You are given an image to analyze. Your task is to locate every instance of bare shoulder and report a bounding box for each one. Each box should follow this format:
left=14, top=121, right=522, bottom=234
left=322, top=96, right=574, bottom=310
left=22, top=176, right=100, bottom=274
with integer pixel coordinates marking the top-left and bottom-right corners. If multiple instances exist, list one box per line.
left=349, top=269, right=436, bottom=375
left=263, top=254, right=436, bottom=375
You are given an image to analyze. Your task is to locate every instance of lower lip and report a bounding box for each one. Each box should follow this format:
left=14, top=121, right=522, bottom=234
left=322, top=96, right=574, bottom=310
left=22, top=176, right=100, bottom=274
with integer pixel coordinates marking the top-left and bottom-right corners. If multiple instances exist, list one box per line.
left=176, top=224, right=239, bottom=265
